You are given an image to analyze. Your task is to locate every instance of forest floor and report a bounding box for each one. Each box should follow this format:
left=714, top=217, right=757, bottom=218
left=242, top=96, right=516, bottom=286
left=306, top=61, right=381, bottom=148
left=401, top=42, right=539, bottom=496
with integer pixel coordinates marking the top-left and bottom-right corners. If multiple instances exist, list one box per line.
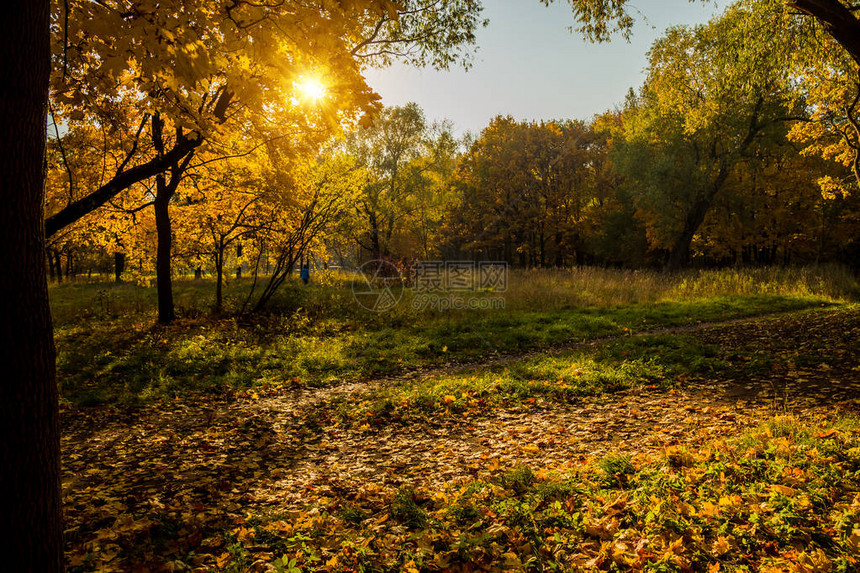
left=61, top=307, right=860, bottom=572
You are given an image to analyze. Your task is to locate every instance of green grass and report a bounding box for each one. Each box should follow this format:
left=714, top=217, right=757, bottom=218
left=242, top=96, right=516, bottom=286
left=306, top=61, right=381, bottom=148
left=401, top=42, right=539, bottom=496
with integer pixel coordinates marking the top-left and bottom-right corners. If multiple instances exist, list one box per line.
left=51, top=265, right=857, bottom=407
left=326, top=306, right=860, bottom=427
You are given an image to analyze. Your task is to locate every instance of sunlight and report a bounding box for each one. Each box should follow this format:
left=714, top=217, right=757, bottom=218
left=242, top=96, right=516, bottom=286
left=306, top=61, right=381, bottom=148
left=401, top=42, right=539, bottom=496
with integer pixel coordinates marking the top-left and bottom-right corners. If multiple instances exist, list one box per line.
left=296, top=76, right=326, bottom=102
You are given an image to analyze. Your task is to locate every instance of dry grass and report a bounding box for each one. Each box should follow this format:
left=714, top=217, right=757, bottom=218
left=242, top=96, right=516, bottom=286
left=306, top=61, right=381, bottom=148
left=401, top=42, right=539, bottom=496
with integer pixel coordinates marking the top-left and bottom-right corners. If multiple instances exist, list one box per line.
left=503, top=264, right=858, bottom=310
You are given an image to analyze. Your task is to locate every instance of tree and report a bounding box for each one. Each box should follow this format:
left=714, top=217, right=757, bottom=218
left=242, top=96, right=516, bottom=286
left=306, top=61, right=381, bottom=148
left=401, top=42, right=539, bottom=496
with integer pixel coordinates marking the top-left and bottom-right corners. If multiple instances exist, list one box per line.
left=47, top=0, right=486, bottom=238
left=249, top=153, right=364, bottom=311
left=347, top=103, right=444, bottom=260
left=787, top=15, right=860, bottom=194
left=695, top=146, right=850, bottom=264
left=0, top=1, right=63, bottom=570
left=48, top=0, right=485, bottom=323
left=614, top=3, right=797, bottom=271
left=177, top=146, right=276, bottom=312
left=444, top=117, right=596, bottom=266
left=546, top=0, right=860, bottom=65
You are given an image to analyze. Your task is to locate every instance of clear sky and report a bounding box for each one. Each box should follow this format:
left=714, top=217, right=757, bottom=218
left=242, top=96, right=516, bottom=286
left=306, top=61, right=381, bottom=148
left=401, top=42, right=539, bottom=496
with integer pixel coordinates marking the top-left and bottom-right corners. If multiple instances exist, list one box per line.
left=364, top=0, right=723, bottom=136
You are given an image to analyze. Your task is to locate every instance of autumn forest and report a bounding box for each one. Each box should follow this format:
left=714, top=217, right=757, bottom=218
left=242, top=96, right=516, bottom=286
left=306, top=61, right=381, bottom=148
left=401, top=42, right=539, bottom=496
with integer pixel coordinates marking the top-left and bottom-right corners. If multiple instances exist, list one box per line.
left=2, top=0, right=860, bottom=572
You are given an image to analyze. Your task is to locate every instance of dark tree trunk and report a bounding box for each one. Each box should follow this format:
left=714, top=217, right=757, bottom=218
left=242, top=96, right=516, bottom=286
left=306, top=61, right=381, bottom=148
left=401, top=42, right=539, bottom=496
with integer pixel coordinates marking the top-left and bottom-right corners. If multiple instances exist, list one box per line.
left=366, top=210, right=382, bottom=259
left=194, top=266, right=203, bottom=280
left=215, top=247, right=224, bottom=313
left=151, top=117, right=194, bottom=325
left=0, top=1, right=63, bottom=570
left=664, top=193, right=713, bottom=273
left=791, top=0, right=860, bottom=65
left=664, top=182, right=725, bottom=274
left=664, top=145, right=741, bottom=273
left=114, top=252, right=126, bottom=283
left=154, top=177, right=176, bottom=324
left=47, top=248, right=56, bottom=282
left=554, top=231, right=564, bottom=267
left=54, top=251, right=63, bottom=283
left=236, top=242, right=243, bottom=280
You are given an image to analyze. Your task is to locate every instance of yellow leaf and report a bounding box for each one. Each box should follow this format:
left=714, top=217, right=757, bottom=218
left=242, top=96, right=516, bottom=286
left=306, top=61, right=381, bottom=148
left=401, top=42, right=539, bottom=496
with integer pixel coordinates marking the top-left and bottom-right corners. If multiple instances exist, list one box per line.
left=711, top=536, right=731, bottom=556
left=699, top=501, right=720, bottom=518
left=771, top=484, right=795, bottom=497
left=216, top=552, right=231, bottom=568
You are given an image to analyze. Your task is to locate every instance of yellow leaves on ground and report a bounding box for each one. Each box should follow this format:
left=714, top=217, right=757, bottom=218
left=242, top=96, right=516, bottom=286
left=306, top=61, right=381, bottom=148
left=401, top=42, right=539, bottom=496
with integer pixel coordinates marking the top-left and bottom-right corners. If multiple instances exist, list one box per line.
left=771, top=484, right=796, bottom=497
left=711, top=535, right=732, bottom=557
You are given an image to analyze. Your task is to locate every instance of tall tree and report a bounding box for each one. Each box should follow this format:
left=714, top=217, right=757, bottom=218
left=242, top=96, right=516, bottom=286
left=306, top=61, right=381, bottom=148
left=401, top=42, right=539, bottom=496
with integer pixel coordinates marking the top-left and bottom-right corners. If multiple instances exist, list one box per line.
left=615, top=3, right=796, bottom=271
left=444, top=116, right=596, bottom=266
left=0, top=1, right=62, bottom=571
left=48, top=0, right=485, bottom=323
left=546, top=0, right=860, bottom=65
left=46, top=0, right=486, bottom=238
left=348, top=103, right=432, bottom=259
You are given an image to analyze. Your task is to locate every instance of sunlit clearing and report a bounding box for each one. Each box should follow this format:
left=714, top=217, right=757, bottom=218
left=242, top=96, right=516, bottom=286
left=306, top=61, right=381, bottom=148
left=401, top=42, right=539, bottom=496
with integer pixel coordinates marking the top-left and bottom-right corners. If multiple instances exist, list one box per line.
left=297, top=77, right=326, bottom=102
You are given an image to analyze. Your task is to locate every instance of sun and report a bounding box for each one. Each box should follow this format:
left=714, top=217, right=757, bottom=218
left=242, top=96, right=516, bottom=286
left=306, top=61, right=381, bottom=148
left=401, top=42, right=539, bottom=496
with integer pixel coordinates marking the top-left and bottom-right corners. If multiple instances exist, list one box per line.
left=296, top=77, right=326, bottom=102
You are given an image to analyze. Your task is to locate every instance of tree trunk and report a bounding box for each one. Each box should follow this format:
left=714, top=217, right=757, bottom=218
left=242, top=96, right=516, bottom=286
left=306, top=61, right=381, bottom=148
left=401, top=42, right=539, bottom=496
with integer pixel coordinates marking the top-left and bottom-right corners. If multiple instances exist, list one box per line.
left=236, top=243, right=243, bottom=280
left=0, top=1, right=63, bottom=570
left=791, top=0, right=860, bottom=66
left=154, top=175, right=176, bottom=324
left=47, top=248, right=56, bottom=282
left=114, top=252, right=126, bottom=283
left=54, top=251, right=63, bottom=283
left=151, top=119, right=194, bottom=325
left=664, top=192, right=714, bottom=273
left=215, top=247, right=224, bottom=313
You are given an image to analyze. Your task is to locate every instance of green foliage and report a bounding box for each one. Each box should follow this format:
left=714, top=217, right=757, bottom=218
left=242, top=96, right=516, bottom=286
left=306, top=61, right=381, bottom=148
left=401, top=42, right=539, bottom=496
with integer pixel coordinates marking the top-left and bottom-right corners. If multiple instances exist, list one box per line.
left=389, top=487, right=428, bottom=529
left=496, top=467, right=537, bottom=493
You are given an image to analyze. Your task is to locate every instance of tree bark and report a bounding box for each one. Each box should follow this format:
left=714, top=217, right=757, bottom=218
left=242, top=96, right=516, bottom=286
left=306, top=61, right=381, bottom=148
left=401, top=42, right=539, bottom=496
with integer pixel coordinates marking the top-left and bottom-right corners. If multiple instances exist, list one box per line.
left=236, top=242, right=243, bottom=280
left=114, top=252, right=126, bottom=283
left=54, top=251, right=63, bottom=283
left=790, top=0, right=860, bottom=65
left=664, top=165, right=732, bottom=273
left=151, top=117, right=194, bottom=325
left=664, top=193, right=714, bottom=273
left=154, top=175, right=176, bottom=324
left=0, top=1, right=63, bottom=570
left=215, top=246, right=224, bottom=313
left=47, top=248, right=56, bottom=282
left=44, top=135, right=202, bottom=239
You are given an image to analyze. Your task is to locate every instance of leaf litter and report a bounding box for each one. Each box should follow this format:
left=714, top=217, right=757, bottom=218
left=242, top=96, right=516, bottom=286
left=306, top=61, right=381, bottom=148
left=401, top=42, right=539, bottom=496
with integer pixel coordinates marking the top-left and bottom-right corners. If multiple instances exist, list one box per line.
left=62, top=308, right=860, bottom=571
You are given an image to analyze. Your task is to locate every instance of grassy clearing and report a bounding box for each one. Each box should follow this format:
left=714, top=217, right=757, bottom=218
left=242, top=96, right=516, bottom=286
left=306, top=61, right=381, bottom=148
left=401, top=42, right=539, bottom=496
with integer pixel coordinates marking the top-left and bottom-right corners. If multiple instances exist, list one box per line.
left=223, top=414, right=860, bottom=572
left=316, top=309, right=860, bottom=428
left=59, top=301, right=860, bottom=572
left=52, top=265, right=856, bottom=407
left=333, top=344, right=677, bottom=430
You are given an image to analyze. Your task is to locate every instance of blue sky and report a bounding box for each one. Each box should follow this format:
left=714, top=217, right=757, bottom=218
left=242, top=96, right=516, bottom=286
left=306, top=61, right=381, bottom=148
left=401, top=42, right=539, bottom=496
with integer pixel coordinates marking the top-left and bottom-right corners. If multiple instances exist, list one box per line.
left=364, top=0, right=723, bottom=135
